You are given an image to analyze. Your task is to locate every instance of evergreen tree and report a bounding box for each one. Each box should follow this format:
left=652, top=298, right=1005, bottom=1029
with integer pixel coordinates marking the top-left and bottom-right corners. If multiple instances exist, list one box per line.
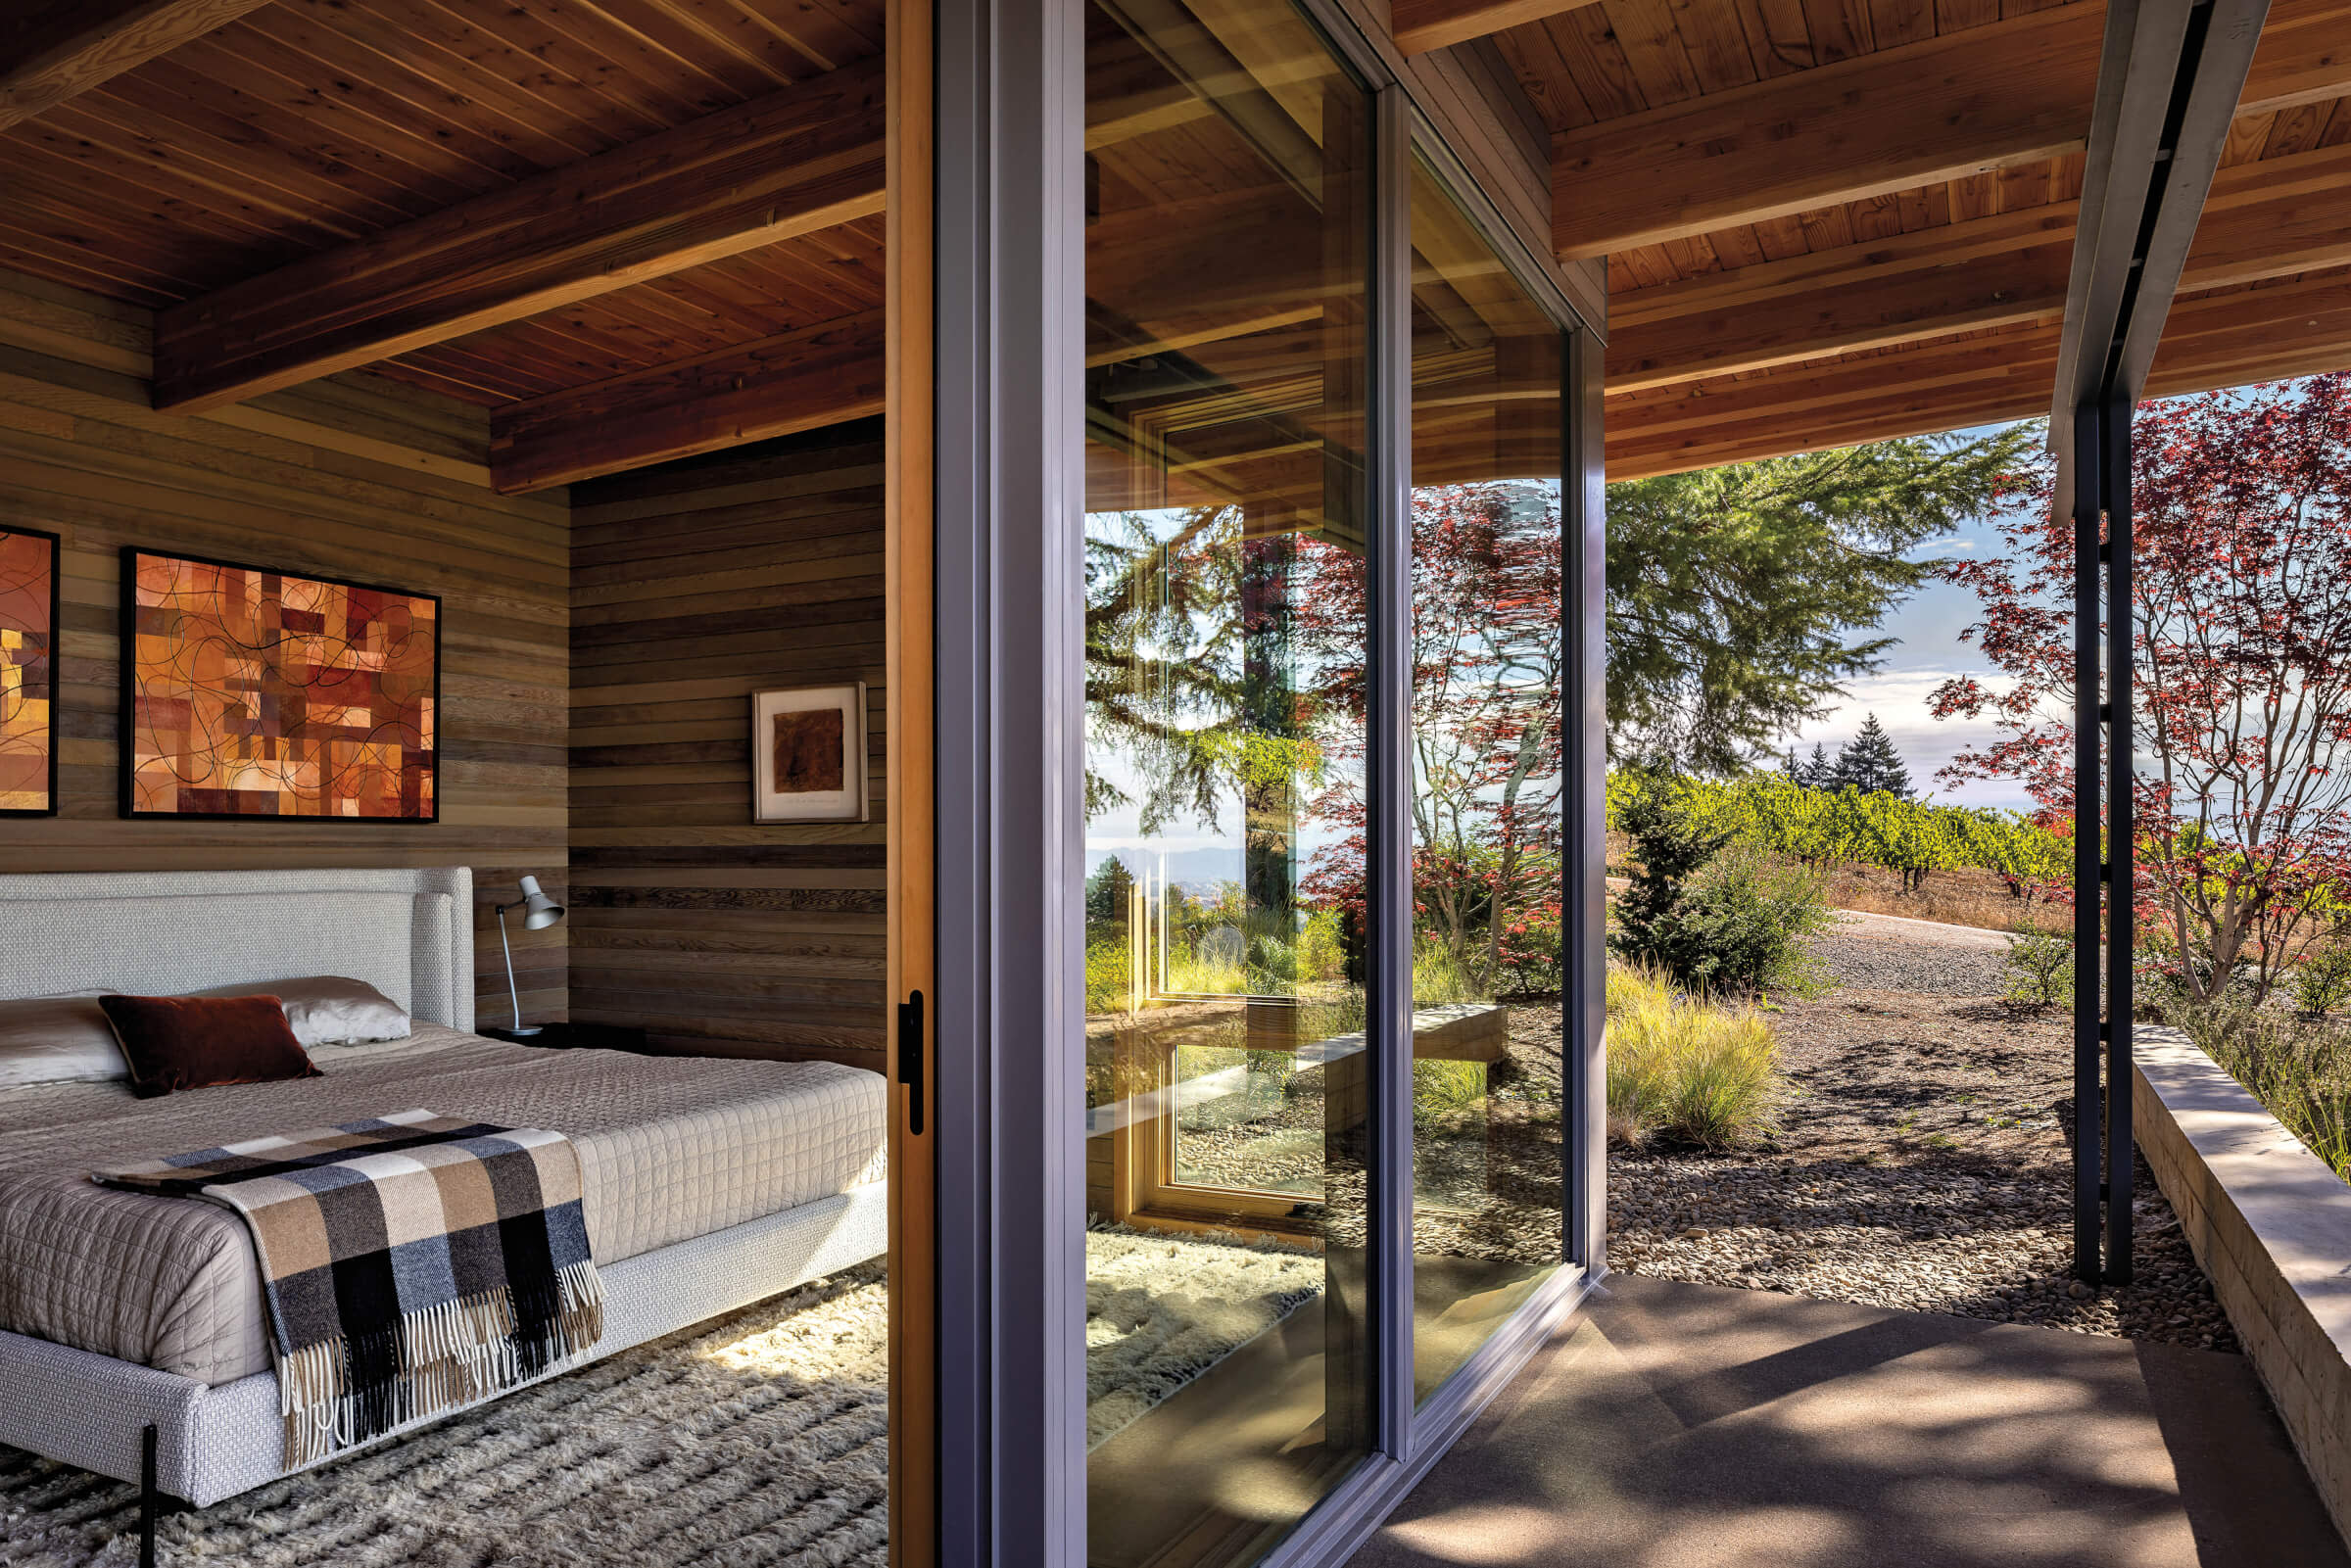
left=1832, top=713, right=1912, bottom=797
left=1084, top=856, right=1137, bottom=932
left=1607, top=426, right=2034, bottom=775
left=1797, top=742, right=1837, bottom=789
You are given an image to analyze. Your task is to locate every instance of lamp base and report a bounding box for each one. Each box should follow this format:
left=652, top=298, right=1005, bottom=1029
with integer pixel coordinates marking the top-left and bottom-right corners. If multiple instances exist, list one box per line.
left=480, top=1023, right=544, bottom=1042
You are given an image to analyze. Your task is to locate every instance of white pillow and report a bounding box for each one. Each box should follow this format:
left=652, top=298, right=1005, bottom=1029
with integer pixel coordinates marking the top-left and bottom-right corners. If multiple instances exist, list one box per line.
left=0, top=989, right=127, bottom=1086
left=197, top=976, right=412, bottom=1051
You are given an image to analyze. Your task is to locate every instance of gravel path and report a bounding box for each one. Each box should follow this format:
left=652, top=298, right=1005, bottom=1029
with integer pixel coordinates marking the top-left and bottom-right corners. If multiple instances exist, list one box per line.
left=1806, top=910, right=2013, bottom=996
left=1609, top=914, right=2238, bottom=1352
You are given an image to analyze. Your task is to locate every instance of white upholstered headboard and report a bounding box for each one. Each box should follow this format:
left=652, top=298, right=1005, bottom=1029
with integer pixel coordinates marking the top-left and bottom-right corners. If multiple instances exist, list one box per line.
left=0, top=868, right=475, bottom=1030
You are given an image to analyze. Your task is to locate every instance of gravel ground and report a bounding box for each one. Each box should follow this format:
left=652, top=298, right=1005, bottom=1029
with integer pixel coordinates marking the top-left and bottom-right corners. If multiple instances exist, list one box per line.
left=1097, top=910, right=2237, bottom=1353
left=1611, top=917, right=2237, bottom=1352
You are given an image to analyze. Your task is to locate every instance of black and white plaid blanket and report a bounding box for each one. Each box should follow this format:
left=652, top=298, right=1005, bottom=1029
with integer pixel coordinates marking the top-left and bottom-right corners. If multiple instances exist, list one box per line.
left=96, top=1110, right=604, bottom=1464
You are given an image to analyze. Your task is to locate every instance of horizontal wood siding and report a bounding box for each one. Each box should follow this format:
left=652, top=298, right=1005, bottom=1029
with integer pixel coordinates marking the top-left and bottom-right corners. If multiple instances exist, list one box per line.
left=566, top=419, right=888, bottom=1069
left=0, top=270, right=572, bottom=1022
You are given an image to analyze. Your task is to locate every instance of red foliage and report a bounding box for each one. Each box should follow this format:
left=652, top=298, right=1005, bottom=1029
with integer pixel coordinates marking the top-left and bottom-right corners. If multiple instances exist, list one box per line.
left=1294, top=482, right=1566, bottom=994
left=1934, top=374, right=2351, bottom=998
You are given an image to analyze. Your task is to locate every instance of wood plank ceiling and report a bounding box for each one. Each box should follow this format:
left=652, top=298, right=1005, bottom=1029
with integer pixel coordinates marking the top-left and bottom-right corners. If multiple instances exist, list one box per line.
left=1478, top=0, right=2351, bottom=475
left=0, top=0, right=886, bottom=493
left=0, top=0, right=2346, bottom=489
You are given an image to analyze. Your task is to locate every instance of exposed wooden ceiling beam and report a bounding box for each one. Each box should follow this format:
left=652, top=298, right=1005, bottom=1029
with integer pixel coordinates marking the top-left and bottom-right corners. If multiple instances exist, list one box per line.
left=1606, top=140, right=2351, bottom=391
left=490, top=310, right=888, bottom=495
left=2143, top=270, right=2351, bottom=396
left=2229, top=0, right=2351, bottom=117
left=1608, top=224, right=2075, bottom=393
left=1391, top=0, right=1605, bottom=56
left=0, top=0, right=275, bottom=130
left=1605, top=267, right=2351, bottom=480
left=1607, top=327, right=2060, bottom=479
left=1552, top=0, right=2351, bottom=261
left=153, top=59, right=888, bottom=413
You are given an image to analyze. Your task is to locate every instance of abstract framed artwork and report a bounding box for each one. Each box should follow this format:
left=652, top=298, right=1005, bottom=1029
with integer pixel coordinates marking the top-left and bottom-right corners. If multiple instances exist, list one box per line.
left=120, top=548, right=440, bottom=821
left=751, top=683, right=868, bottom=823
left=0, top=526, right=61, bottom=817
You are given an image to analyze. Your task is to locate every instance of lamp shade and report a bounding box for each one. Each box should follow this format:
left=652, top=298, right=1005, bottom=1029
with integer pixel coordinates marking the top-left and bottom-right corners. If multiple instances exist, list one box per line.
left=516, top=875, right=565, bottom=930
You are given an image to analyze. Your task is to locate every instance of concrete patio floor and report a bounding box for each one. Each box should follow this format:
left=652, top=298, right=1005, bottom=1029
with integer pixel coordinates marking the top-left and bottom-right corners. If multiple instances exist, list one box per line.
left=1348, top=1274, right=2348, bottom=1568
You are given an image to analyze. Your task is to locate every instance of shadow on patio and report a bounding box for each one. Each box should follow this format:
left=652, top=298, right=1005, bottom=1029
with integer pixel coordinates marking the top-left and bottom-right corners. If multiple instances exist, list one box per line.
left=1347, top=1275, right=2347, bottom=1568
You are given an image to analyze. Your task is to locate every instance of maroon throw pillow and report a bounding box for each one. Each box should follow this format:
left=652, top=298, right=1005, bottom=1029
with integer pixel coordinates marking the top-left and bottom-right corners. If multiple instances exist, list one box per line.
left=100, top=994, right=322, bottom=1100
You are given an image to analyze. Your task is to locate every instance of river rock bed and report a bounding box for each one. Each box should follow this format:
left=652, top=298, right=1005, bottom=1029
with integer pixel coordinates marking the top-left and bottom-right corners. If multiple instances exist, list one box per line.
left=1609, top=916, right=2236, bottom=1351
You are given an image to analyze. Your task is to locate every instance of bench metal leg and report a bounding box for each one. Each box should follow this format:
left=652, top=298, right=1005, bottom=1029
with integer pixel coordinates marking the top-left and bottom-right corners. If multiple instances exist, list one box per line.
left=139, top=1423, right=160, bottom=1568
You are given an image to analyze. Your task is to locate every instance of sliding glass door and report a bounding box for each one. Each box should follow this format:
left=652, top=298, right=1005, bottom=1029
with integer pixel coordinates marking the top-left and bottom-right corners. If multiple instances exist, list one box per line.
left=1080, top=6, right=1379, bottom=1562
left=1404, top=162, right=1567, bottom=1400
left=926, top=0, right=1599, bottom=1559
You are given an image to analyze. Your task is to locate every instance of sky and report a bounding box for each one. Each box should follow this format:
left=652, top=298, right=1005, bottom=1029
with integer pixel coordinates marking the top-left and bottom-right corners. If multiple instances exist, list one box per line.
left=1775, top=420, right=2039, bottom=813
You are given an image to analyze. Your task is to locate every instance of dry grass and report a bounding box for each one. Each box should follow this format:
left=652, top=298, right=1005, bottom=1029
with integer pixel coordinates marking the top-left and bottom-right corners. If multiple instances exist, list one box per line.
left=1606, top=963, right=1785, bottom=1150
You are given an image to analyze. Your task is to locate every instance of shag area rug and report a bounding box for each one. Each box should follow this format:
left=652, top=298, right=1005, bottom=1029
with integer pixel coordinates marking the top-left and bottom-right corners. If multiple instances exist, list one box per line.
left=1083, top=1225, right=1322, bottom=1449
left=0, top=1267, right=892, bottom=1568
left=1, top=1233, right=1321, bottom=1565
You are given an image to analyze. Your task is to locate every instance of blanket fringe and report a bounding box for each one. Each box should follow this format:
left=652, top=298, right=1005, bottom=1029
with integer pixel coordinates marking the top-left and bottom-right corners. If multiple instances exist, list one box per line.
left=279, top=1278, right=606, bottom=1467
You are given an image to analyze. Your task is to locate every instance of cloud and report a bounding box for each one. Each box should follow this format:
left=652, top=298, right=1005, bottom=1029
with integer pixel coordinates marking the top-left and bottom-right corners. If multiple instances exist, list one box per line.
left=1789, top=667, right=2034, bottom=809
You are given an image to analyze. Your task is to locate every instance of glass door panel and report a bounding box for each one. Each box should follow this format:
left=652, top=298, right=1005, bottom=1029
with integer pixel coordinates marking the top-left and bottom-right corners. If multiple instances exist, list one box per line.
left=1405, top=161, right=1567, bottom=1402
left=1080, top=4, right=1377, bottom=1563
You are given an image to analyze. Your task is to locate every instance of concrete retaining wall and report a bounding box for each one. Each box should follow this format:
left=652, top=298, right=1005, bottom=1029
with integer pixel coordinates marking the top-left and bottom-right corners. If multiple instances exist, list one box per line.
left=2135, top=1023, right=2351, bottom=1544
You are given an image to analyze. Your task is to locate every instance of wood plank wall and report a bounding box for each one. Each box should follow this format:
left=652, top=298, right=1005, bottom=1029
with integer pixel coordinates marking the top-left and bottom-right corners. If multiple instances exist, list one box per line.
left=566, top=419, right=888, bottom=1070
left=0, top=271, right=574, bottom=1022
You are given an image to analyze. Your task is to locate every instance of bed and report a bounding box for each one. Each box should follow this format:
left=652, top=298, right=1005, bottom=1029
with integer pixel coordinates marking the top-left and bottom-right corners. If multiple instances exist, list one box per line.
left=0, top=867, right=888, bottom=1543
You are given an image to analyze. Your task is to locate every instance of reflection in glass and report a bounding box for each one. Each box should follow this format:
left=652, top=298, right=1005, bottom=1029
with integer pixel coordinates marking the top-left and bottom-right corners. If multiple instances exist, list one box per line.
left=1080, top=2, right=1375, bottom=1563
left=1404, top=163, right=1566, bottom=1402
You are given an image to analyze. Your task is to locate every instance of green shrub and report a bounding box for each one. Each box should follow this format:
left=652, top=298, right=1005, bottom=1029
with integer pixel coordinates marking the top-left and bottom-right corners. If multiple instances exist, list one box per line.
left=2001, top=924, right=2075, bottom=1009
left=1605, top=961, right=1783, bottom=1148
left=1298, top=911, right=1346, bottom=983
left=2297, top=934, right=2351, bottom=1017
left=1085, top=937, right=1131, bottom=1014
left=1609, top=774, right=1830, bottom=996
left=1245, top=933, right=1298, bottom=993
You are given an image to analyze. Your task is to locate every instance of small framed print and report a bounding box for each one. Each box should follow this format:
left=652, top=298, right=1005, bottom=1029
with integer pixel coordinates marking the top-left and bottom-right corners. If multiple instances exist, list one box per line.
left=752, top=683, right=868, bottom=823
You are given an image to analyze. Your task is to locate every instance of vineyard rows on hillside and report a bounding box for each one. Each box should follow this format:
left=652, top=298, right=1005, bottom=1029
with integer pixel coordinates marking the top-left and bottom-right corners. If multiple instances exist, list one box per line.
left=1607, top=772, right=2073, bottom=894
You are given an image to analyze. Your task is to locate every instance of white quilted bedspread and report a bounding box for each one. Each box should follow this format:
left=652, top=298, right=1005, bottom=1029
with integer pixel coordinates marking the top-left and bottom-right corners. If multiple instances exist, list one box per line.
left=0, top=1025, right=887, bottom=1386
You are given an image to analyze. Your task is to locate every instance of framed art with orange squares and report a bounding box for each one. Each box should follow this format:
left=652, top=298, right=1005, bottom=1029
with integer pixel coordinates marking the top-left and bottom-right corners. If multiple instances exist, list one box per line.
left=120, top=548, right=440, bottom=821
left=0, top=526, right=60, bottom=818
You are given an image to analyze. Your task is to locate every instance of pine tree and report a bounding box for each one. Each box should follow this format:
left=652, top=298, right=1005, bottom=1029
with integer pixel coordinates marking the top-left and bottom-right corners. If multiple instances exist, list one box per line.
left=1797, top=742, right=1837, bottom=789
left=1607, top=426, right=2035, bottom=774
left=1084, top=855, right=1137, bottom=933
left=1832, top=713, right=1912, bottom=797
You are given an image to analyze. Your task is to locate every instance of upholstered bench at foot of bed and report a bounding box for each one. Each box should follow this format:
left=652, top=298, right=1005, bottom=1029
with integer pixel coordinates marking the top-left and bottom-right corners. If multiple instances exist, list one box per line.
left=0, top=1180, right=888, bottom=1509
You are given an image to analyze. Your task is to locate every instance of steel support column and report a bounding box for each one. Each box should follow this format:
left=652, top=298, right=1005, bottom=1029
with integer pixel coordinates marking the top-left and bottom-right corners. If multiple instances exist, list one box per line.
left=2103, top=394, right=2135, bottom=1285
left=2070, top=400, right=2106, bottom=1286
left=2069, top=392, right=2135, bottom=1287
left=2051, top=0, right=2265, bottom=1286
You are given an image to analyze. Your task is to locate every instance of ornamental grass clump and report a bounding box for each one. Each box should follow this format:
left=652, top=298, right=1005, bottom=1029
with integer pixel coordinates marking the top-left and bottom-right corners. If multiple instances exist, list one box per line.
left=1605, top=961, right=1784, bottom=1149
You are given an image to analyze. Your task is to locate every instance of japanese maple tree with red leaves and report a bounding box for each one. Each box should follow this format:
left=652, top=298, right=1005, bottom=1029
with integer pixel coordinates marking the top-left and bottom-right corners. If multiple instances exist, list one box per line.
left=1294, top=481, right=1566, bottom=996
left=1933, top=374, right=2351, bottom=1001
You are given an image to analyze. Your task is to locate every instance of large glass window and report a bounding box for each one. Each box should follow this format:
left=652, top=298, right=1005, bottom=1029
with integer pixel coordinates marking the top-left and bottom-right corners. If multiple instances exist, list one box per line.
left=1080, top=3, right=1377, bottom=1562
left=1405, top=163, right=1566, bottom=1401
